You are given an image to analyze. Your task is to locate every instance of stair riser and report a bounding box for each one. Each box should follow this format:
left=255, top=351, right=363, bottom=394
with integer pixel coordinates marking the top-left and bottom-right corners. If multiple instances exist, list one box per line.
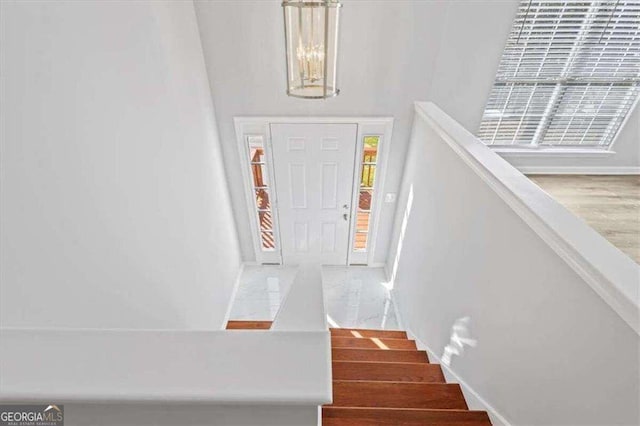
left=226, top=321, right=272, bottom=330
left=332, top=349, right=429, bottom=363
left=332, top=337, right=417, bottom=350
left=322, top=407, right=491, bottom=426
left=332, top=362, right=445, bottom=383
left=331, top=381, right=468, bottom=410
left=330, top=329, right=408, bottom=339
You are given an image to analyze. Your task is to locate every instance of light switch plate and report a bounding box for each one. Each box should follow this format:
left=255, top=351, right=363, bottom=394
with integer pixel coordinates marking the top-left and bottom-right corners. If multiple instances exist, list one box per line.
left=384, top=193, right=396, bottom=203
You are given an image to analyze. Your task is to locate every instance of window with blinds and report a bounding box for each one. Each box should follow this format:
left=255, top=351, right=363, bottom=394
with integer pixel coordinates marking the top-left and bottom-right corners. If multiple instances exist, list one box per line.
left=477, top=0, right=640, bottom=148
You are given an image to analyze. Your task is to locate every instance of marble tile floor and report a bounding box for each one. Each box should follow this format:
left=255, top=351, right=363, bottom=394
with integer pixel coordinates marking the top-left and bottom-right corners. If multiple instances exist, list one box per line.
left=228, top=265, right=400, bottom=330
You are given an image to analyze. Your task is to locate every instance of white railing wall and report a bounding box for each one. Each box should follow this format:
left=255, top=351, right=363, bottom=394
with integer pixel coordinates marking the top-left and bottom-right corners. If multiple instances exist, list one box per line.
left=387, top=102, right=640, bottom=426
left=272, top=264, right=328, bottom=331
left=0, top=266, right=331, bottom=426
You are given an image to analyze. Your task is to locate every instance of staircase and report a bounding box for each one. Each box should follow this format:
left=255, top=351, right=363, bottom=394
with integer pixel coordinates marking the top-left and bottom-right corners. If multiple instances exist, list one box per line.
left=226, top=321, right=491, bottom=425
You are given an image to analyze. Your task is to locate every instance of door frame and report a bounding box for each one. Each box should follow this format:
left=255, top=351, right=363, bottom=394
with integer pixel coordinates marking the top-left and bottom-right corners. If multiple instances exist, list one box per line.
left=234, top=116, right=394, bottom=266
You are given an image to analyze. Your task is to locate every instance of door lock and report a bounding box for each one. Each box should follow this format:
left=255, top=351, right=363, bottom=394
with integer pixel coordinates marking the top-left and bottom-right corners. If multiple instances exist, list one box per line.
left=343, top=204, right=349, bottom=210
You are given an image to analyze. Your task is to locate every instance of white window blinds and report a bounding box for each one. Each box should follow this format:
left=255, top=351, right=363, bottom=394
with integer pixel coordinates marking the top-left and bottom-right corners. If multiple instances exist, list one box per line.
left=477, top=0, right=640, bottom=147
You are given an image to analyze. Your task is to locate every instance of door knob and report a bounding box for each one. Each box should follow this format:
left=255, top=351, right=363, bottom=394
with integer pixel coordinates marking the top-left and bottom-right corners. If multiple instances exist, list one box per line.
left=343, top=213, right=349, bottom=221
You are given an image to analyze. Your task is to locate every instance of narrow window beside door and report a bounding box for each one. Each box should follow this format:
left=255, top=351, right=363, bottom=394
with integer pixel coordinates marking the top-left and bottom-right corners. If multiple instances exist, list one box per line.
left=247, top=136, right=277, bottom=251
left=354, top=136, right=379, bottom=252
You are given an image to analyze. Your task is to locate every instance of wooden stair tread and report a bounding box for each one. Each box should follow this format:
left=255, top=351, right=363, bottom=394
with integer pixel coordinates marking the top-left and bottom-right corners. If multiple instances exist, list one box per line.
left=330, top=328, right=408, bottom=339
left=331, top=381, right=468, bottom=410
left=332, top=336, right=417, bottom=350
left=326, top=327, right=489, bottom=424
left=225, top=320, right=272, bottom=330
left=332, top=348, right=430, bottom=363
left=322, top=407, right=492, bottom=425
left=332, top=361, right=445, bottom=383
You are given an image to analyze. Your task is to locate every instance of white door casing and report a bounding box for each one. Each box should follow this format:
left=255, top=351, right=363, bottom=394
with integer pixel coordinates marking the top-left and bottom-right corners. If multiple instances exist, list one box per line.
left=234, top=117, right=394, bottom=266
left=270, top=123, right=358, bottom=265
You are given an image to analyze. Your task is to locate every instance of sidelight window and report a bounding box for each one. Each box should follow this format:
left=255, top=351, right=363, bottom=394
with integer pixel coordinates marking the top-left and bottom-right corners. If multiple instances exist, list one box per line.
left=247, top=136, right=277, bottom=251
left=353, top=136, right=379, bottom=252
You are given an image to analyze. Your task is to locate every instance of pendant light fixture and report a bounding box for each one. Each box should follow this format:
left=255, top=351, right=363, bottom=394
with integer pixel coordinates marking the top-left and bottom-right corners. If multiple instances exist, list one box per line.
left=282, top=0, right=342, bottom=99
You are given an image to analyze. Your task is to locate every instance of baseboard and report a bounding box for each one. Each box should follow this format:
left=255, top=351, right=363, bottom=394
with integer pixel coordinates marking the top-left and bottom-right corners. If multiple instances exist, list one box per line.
left=382, top=262, right=391, bottom=282
left=388, top=288, right=404, bottom=330
left=404, top=327, right=512, bottom=426
left=221, top=262, right=245, bottom=328
left=517, top=166, right=640, bottom=175
left=389, top=289, right=510, bottom=426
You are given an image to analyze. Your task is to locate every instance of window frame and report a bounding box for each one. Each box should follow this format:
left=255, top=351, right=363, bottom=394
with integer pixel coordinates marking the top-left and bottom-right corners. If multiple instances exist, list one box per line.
left=477, top=0, right=640, bottom=153
left=347, top=124, right=393, bottom=266
left=351, top=135, right=380, bottom=256
left=237, top=131, right=283, bottom=265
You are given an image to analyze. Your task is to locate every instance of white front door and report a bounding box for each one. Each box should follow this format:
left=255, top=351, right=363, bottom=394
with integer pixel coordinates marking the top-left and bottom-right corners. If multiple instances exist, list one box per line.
left=270, top=123, right=358, bottom=265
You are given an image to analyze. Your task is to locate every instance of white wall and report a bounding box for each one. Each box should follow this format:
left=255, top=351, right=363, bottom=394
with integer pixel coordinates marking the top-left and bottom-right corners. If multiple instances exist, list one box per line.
left=388, top=104, right=639, bottom=425
left=66, top=404, right=317, bottom=426
left=193, top=0, right=518, bottom=263
left=0, top=0, right=241, bottom=329
left=428, top=1, right=519, bottom=133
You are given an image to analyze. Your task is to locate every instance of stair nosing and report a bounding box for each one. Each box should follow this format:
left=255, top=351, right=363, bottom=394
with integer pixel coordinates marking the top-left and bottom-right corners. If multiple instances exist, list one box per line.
left=332, top=337, right=415, bottom=341
left=332, top=379, right=460, bottom=386
left=323, top=406, right=488, bottom=414
left=332, top=348, right=428, bottom=355
left=330, top=327, right=405, bottom=331
left=332, top=360, right=440, bottom=368
left=332, top=379, right=447, bottom=385
left=333, top=347, right=426, bottom=352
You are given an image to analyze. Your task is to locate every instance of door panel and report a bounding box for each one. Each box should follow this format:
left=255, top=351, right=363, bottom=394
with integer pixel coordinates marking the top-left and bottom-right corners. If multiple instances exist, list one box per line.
left=271, top=123, right=358, bottom=265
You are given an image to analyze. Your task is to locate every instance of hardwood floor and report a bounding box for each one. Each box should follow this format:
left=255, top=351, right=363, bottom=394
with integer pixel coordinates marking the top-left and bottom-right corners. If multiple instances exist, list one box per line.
left=529, top=175, right=640, bottom=264
left=227, top=321, right=492, bottom=424
left=325, top=327, right=491, bottom=425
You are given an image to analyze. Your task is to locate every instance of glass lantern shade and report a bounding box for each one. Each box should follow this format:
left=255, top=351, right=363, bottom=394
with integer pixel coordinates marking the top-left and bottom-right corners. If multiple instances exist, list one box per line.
left=282, top=0, right=342, bottom=99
